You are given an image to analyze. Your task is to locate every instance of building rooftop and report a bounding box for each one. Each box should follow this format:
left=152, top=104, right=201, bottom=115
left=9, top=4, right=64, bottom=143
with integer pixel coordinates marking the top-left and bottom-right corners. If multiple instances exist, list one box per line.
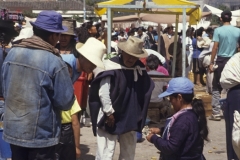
left=0, top=1, right=93, bottom=11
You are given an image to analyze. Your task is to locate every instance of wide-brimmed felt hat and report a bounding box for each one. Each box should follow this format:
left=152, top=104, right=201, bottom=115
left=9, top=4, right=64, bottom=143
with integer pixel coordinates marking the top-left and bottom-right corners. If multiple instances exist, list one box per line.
left=76, top=37, right=106, bottom=69
left=158, top=77, right=194, bottom=98
left=0, top=20, right=19, bottom=37
left=30, top=11, right=67, bottom=33
left=118, top=36, right=148, bottom=58
left=62, top=21, right=75, bottom=36
left=13, top=27, right=33, bottom=42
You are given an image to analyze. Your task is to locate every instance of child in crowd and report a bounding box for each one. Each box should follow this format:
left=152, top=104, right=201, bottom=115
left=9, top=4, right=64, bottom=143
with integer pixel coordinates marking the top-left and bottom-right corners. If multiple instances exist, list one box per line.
left=55, top=62, right=81, bottom=160
left=147, top=77, right=209, bottom=160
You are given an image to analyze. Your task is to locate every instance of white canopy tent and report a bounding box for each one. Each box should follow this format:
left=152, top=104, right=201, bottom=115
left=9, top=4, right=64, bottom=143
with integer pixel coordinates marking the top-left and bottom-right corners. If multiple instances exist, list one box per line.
left=203, top=4, right=240, bottom=26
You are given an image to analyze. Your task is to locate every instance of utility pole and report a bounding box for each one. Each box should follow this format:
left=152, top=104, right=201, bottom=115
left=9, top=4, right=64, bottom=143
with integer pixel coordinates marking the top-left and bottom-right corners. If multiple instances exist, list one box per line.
left=83, top=0, right=86, bottom=21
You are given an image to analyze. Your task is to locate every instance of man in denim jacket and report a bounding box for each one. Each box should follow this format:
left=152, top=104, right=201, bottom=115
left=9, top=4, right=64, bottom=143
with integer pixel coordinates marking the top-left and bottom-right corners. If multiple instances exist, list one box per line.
left=1, top=11, right=75, bottom=160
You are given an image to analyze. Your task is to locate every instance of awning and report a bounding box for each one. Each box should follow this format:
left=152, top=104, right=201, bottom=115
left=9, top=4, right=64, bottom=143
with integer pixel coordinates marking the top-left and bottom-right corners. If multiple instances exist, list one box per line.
left=95, top=0, right=202, bottom=25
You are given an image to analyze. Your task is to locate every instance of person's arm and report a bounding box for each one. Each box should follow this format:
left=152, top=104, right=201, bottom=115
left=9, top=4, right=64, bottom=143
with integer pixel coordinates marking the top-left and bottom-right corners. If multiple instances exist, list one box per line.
left=99, top=76, right=115, bottom=127
left=52, top=66, right=75, bottom=110
left=147, top=119, right=190, bottom=155
left=71, top=113, right=81, bottom=158
left=209, top=29, right=219, bottom=72
left=209, top=42, right=218, bottom=72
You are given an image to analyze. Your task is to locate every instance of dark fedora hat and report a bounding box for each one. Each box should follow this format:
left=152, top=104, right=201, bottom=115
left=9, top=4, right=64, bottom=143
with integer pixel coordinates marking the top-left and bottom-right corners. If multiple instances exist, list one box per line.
left=30, top=10, right=67, bottom=33
left=0, top=20, right=18, bottom=37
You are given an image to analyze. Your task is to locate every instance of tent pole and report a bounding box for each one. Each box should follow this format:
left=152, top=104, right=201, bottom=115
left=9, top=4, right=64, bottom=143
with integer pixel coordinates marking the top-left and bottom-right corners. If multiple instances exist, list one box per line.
left=157, top=23, right=161, bottom=53
left=171, top=14, right=179, bottom=77
left=182, top=8, right=187, bottom=77
left=107, top=8, right=112, bottom=54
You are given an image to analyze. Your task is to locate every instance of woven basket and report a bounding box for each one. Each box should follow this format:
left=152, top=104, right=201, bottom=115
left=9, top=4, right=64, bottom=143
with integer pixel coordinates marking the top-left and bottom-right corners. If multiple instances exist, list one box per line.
left=199, top=95, right=212, bottom=117
left=188, top=72, right=194, bottom=83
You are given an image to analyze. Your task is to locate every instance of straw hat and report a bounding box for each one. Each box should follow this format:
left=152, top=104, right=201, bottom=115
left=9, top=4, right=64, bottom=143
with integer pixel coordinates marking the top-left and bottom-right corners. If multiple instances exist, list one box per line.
left=76, top=37, right=106, bottom=69
left=236, top=17, right=240, bottom=28
left=118, top=36, right=148, bottom=58
left=13, top=27, right=33, bottom=42
left=62, top=21, right=75, bottom=36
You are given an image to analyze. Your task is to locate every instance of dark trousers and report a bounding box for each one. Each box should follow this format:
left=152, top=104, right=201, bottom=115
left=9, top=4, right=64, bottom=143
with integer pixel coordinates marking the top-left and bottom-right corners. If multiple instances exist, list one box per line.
left=10, top=144, right=56, bottom=160
left=55, top=123, right=76, bottom=160
left=224, top=85, right=240, bottom=160
left=212, top=56, right=230, bottom=92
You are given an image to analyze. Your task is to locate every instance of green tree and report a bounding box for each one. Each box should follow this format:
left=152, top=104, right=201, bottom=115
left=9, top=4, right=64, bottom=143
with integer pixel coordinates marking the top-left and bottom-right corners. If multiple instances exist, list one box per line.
left=210, top=4, right=231, bottom=25
left=72, top=15, right=84, bottom=23
left=23, top=10, right=38, bottom=18
left=85, top=0, right=105, bottom=6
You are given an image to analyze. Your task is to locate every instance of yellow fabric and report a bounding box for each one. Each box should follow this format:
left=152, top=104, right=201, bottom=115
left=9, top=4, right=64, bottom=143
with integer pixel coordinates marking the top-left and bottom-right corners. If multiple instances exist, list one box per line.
left=152, top=0, right=201, bottom=25
left=61, top=99, right=81, bottom=124
left=95, top=0, right=201, bottom=25
left=95, top=0, right=133, bottom=16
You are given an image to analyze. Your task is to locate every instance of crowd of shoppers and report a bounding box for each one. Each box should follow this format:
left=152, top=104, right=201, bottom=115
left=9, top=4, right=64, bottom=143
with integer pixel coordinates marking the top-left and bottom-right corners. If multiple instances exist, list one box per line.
left=0, top=9, right=240, bottom=160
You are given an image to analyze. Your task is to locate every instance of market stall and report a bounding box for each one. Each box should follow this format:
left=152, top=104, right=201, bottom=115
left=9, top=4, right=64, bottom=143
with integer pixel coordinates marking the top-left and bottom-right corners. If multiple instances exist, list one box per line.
left=94, top=0, right=202, bottom=77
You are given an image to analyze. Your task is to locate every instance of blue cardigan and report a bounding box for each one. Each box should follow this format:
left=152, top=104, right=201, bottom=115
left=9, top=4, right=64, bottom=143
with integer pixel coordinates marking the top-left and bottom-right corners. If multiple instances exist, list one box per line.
left=150, top=110, right=204, bottom=160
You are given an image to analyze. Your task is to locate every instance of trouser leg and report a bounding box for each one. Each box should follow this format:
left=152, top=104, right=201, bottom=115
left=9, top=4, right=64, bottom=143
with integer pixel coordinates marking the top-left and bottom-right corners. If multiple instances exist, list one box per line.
left=95, top=128, right=117, bottom=160
left=118, top=131, right=137, bottom=160
left=11, top=144, right=56, bottom=160
left=211, top=69, right=222, bottom=115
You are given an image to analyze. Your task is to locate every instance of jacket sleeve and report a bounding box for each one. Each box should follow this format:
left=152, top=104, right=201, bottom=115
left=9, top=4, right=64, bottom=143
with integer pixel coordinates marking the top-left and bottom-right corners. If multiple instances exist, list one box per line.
left=99, top=76, right=115, bottom=116
left=52, top=66, right=75, bottom=111
left=150, top=121, right=189, bottom=155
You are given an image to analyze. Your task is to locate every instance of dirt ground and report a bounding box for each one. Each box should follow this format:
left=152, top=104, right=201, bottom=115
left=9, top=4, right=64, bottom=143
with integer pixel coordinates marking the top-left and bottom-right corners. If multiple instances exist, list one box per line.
left=79, top=118, right=227, bottom=160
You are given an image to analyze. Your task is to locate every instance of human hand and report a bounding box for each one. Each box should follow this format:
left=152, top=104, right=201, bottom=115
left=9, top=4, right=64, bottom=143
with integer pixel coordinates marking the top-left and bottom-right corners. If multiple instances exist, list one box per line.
left=106, top=114, right=115, bottom=127
left=149, top=128, right=161, bottom=134
left=87, top=72, right=93, bottom=81
left=146, top=133, right=154, bottom=142
left=76, top=147, right=81, bottom=158
left=208, top=64, right=214, bottom=73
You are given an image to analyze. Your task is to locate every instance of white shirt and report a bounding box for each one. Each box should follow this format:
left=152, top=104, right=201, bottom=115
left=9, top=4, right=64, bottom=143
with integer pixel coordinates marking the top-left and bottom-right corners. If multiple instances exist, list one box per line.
left=98, top=76, right=114, bottom=117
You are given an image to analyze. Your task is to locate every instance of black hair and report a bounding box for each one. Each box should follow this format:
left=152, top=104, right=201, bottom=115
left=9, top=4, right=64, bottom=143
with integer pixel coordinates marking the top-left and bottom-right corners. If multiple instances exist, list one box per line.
left=152, top=30, right=157, bottom=36
left=128, top=29, right=135, bottom=36
left=146, top=54, right=161, bottom=70
left=33, top=26, right=54, bottom=42
left=221, top=11, right=232, bottom=23
left=206, top=27, right=214, bottom=36
left=147, top=25, right=153, bottom=31
left=171, top=93, right=209, bottom=142
left=111, top=35, right=118, bottom=41
left=76, top=26, right=90, bottom=43
left=186, top=28, right=192, bottom=37
left=194, top=29, right=203, bottom=38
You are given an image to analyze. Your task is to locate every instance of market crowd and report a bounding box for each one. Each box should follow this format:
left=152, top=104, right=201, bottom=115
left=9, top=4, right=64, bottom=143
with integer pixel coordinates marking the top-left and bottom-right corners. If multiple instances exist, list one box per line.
left=0, top=9, right=240, bottom=160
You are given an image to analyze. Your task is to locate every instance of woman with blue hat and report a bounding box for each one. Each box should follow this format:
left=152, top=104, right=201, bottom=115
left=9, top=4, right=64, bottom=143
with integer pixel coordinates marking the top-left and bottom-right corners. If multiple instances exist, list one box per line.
left=146, top=77, right=209, bottom=160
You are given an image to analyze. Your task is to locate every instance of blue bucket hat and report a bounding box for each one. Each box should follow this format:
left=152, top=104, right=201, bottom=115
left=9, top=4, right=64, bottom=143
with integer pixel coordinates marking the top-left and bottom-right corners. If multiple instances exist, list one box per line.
left=30, top=11, right=67, bottom=33
left=158, top=77, right=194, bottom=98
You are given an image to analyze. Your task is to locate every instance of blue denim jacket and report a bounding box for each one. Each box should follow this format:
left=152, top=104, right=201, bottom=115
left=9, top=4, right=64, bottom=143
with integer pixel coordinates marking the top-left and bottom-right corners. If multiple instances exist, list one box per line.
left=2, top=47, right=75, bottom=148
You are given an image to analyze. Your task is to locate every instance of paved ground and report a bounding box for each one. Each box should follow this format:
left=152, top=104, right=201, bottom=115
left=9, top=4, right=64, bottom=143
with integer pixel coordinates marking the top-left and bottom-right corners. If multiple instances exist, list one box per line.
left=79, top=118, right=227, bottom=160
